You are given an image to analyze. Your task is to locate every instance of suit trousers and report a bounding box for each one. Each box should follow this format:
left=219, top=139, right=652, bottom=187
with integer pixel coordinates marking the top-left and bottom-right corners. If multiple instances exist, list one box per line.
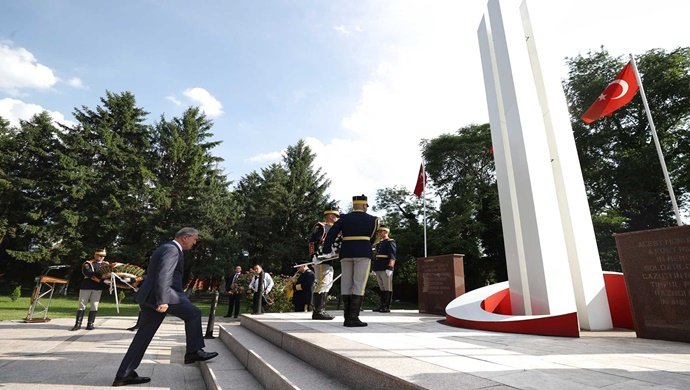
left=227, top=294, right=241, bottom=316
left=115, top=301, right=205, bottom=378
left=340, top=257, right=371, bottom=296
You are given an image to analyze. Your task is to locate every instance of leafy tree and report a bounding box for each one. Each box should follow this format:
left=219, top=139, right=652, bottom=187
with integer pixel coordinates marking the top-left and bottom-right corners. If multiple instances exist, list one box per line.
left=149, top=107, right=237, bottom=278
left=1, top=113, right=75, bottom=265
left=422, top=124, right=506, bottom=290
left=66, top=91, right=155, bottom=261
left=235, top=140, right=332, bottom=273
left=565, top=48, right=690, bottom=269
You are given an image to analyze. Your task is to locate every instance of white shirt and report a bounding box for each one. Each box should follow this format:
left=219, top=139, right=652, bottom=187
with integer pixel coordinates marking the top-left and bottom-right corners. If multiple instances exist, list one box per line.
left=249, top=272, right=274, bottom=294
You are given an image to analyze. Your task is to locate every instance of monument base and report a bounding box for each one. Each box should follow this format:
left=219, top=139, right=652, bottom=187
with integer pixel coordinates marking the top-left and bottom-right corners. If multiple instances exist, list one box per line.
left=446, top=272, right=633, bottom=337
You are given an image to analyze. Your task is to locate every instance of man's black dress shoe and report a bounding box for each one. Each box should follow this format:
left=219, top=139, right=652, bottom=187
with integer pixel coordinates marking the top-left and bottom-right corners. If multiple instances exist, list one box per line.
left=184, top=349, right=219, bottom=364
left=112, top=371, right=151, bottom=387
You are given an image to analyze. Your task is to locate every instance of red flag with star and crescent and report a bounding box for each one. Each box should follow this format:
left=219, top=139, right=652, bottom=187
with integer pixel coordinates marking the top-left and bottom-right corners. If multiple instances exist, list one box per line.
left=581, top=61, right=639, bottom=124
left=413, top=163, right=427, bottom=198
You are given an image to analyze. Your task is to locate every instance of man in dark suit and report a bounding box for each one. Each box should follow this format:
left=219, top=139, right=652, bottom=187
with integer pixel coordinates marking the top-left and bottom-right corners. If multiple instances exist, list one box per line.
left=112, top=227, right=218, bottom=387
left=323, top=195, right=379, bottom=327
left=224, top=265, right=243, bottom=318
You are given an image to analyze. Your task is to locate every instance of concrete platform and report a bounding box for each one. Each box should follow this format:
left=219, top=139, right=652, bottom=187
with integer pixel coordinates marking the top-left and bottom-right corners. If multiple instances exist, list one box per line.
left=2, top=311, right=690, bottom=389
left=236, top=310, right=690, bottom=390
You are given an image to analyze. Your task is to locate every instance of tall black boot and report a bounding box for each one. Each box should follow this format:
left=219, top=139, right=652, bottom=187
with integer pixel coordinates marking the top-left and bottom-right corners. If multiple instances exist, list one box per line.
left=345, top=295, right=367, bottom=327
left=342, top=295, right=352, bottom=326
left=380, top=291, right=391, bottom=313
left=85, top=310, right=97, bottom=330
left=70, top=309, right=84, bottom=331
left=373, top=290, right=384, bottom=312
left=313, top=293, right=334, bottom=320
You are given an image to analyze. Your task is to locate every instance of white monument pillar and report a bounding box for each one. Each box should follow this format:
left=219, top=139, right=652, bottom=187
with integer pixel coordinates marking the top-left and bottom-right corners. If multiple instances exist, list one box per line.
left=478, top=0, right=612, bottom=329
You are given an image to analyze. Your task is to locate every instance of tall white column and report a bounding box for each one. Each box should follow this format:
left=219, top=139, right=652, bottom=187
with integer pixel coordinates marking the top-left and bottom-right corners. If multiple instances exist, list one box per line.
left=477, top=0, right=612, bottom=329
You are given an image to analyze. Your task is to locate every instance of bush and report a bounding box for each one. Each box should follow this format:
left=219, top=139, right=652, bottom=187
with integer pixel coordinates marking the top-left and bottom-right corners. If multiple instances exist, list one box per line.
left=9, top=285, right=21, bottom=301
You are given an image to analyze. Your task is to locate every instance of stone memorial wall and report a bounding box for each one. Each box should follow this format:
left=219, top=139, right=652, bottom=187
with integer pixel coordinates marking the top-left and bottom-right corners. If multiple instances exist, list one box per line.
left=416, top=254, right=465, bottom=315
left=614, top=225, right=690, bottom=343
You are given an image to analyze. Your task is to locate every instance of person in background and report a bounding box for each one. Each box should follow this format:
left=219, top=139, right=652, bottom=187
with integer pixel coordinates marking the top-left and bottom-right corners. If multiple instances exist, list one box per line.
left=291, top=264, right=315, bottom=312
left=112, top=227, right=218, bottom=387
left=224, top=265, right=243, bottom=318
left=249, top=264, right=274, bottom=315
left=70, top=248, right=111, bottom=331
left=372, top=226, right=397, bottom=313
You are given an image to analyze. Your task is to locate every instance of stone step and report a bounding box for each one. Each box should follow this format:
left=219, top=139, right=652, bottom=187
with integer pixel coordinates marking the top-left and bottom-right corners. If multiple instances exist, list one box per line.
left=196, top=334, right=263, bottom=390
left=218, top=322, right=352, bottom=390
left=238, top=313, right=501, bottom=390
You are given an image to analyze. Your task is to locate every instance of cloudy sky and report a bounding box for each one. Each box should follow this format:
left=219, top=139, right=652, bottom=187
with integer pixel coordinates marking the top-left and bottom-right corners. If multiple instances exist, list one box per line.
left=1, top=0, right=687, bottom=209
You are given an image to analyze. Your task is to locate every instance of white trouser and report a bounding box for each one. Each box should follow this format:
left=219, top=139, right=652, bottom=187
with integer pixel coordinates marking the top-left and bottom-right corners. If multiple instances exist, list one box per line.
left=340, top=258, right=371, bottom=296
left=78, top=289, right=103, bottom=311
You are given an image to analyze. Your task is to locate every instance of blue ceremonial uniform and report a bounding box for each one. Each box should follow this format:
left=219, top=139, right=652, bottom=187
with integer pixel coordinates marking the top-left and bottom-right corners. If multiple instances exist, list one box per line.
left=323, top=211, right=378, bottom=258
left=323, top=194, right=378, bottom=327
left=373, top=238, right=397, bottom=271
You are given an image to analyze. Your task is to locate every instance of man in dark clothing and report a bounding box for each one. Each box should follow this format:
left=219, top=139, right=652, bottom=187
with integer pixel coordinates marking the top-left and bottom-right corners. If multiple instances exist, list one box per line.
left=323, top=195, right=379, bottom=327
left=292, top=264, right=315, bottom=312
left=224, top=265, right=243, bottom=318
left=112, top=227, right=217, bottom=387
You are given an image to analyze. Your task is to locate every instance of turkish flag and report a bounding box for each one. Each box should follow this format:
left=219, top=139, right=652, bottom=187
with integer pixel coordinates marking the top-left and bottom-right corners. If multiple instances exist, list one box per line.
left=413, top=163, right=427, bottom=198
left=581, top=61, right=639, bottom=124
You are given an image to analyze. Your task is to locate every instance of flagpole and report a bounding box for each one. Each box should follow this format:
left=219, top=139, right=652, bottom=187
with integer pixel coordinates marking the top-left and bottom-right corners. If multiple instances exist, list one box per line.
left=629, top=54, right=683, bottom=226
left=422, top=162, right=428, bottom=257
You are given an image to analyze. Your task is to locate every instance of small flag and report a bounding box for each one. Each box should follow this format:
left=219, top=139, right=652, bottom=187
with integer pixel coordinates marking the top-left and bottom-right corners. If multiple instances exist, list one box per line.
left=413, top=163, right=427, bottom=198
left=581, top=61, right=639, bottom=124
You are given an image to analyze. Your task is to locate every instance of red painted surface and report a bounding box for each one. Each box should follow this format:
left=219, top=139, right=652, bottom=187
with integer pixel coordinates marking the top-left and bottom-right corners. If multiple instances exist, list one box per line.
left=603, top=272, right=634, bottom=329
left=480, top=288, right=512, bottom=315
left=446, top=311, right=580, bottom=337
left=447, top=271, right=635, bottom=337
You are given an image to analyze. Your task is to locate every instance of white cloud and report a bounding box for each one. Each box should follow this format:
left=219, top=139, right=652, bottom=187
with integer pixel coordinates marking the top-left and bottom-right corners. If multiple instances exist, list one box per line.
left=183, top=87, right=223, bottom=117
left=248, top=150, right=284, bottom=163
left=333, top=24, right=361, bottom=36
left=0, top=42, right=57, bottom=95
left=312, top=0, right=690, bottom=210
left=0, top=97, right=76, bottom=128
left=65, top=77, right=84, bottom=88
left=166, top=95, right=182, bottom=106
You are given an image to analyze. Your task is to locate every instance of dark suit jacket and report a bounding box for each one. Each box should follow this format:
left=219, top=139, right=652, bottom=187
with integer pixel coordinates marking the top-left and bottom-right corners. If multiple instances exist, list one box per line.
left=136, top=241, right=189, bottom=308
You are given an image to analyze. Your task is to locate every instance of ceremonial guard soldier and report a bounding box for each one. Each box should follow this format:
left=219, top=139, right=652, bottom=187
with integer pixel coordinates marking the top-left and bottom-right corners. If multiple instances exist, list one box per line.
left=70, top=248, right=110, bottom=331
left=372, top=226, right=397, bottom=313
left=291, top=263, right=315, bottom=312
left=323, top=195, right=379, bottom=327
left=308, top=206, right=340, bottom=320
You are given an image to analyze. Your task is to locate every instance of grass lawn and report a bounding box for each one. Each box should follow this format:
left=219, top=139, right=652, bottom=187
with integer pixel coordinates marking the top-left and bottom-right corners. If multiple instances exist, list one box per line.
left=0, top=295, right=216, bottom=322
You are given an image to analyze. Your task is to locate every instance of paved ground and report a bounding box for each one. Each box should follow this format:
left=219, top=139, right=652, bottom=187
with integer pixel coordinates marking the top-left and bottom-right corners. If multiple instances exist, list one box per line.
left=2, top=311, right=690, bottom=389
left=0, top=316, right=209, bottom=389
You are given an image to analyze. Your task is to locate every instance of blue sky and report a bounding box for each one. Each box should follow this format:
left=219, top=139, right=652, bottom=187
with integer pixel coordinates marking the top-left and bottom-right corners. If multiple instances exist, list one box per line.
left=1, top=0, right=687, bottom=209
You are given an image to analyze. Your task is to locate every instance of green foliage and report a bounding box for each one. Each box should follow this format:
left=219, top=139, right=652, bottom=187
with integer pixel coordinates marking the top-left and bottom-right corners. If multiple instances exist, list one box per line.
left=9, top=285, right=21, bottom=301
left=235, top=140, right=333, bottom=274
left=565, top=47, right=690, bottom=269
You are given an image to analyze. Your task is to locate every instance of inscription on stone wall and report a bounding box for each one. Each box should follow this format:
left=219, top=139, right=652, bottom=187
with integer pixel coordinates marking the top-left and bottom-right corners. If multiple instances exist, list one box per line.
left=417, top=254, right=465, bottom=315
left=615, top=226, right=690, bottom=343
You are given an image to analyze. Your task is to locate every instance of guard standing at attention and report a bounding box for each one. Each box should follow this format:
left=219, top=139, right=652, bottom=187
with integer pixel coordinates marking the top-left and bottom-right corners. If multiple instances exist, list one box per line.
left=70, top=248, right=110, bottom=331
left=323, top=195, right=379, bottom=327
left=308, top=206, right=340, bottom=320
left=372, top=226, right=397, bottom=313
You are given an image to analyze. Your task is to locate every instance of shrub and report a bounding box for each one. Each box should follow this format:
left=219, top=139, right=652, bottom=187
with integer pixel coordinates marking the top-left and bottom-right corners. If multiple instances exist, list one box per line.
left=9, top=285, right=21, bottom=301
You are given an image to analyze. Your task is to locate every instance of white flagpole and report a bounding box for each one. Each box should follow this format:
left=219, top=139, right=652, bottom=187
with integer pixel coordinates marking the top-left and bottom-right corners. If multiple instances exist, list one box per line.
left=422, top=162, right=428, bottom=257
left=629, top=54, right=683, bottom=226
